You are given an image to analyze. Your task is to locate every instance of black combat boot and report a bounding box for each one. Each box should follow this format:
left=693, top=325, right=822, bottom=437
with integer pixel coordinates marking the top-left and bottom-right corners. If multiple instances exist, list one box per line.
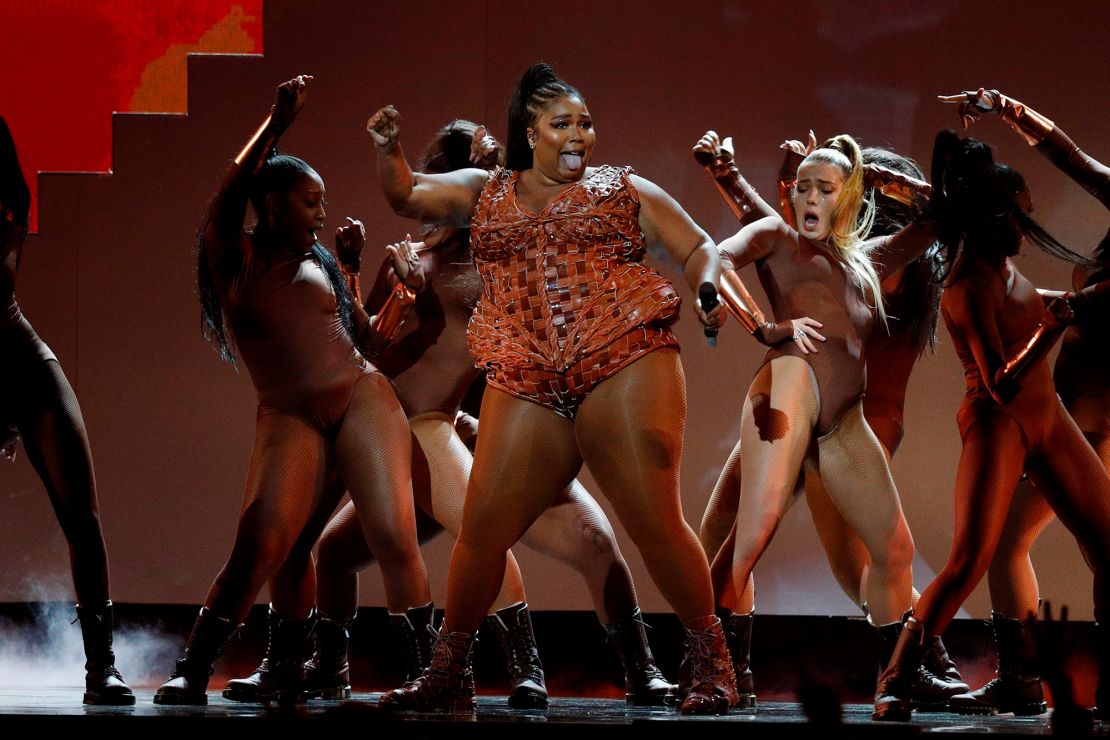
left=485, top=602, right=547, bottom=709
left=605, top=608, right=674, bottom=706
left=153, top=608, right=240, bottom=705
left=222, top=606, right=314, bottom=703
left=722, top=610, right=757, bottom=708
left=948, top=613, right=1046, bottom=715
left=75, top=601, right=134, bottom=705
left=874, top=617, right=964, bottom=720
left=1097, top=618, right=1108, bottom=722
left=922, top=634, right=970, bottom=694
left=303, top=614, right=353, bottom=700
left=389, top=602, right=436, bottom=685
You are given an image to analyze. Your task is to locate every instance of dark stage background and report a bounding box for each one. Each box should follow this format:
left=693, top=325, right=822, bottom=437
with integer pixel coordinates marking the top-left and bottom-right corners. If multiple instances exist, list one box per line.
left=2, top=0, right=1109, bottom=618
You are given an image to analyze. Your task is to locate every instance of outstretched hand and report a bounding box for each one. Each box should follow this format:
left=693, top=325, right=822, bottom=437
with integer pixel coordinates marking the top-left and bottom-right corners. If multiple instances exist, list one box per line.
left=780, top=129, right=817, bottom=157
left=367, top=105, right=402, bottom=149
left=938, top=88, right=999, bottom=130
left=335, top=217, right=366, bottom=272
left=272, top=75, right=313, bottom=131
left=469, top=125, right=500, bottom=167
left=385, top=234, right=426, bottom=291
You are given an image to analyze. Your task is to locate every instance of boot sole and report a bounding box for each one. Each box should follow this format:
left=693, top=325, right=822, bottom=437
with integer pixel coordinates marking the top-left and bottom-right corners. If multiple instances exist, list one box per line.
left=949, top=702, right=1046, bottom=716
left=949, top=704, right=997, bottom=716
left=508, top=688, right=548, bottom=709
left=83, top=691, right=136, bottom=706
left=872, top=700, right=913, bottom=722
left=153, top=692, right=207, bottom=706
left=627, top=691, right=675, bottom=707
left=307, top=686, right=353, bottom=700
left=222, top=687, right=308, bottom=704
left=678, top=696, right=730, bottom=715
left=734, top=693, right=757, bottom=709
left=379, top=697, right=476, bottom=714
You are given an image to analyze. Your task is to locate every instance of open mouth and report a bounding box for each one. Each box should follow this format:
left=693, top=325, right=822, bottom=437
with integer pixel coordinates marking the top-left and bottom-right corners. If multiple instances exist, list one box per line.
left=560, top=151, right=585, bottom=172
left=803, top=213, right=820, bottom=231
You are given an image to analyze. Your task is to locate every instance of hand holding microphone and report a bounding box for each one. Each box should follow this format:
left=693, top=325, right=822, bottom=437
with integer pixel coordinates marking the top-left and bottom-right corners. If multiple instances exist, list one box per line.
left=698, top=282, right=721, bottom=348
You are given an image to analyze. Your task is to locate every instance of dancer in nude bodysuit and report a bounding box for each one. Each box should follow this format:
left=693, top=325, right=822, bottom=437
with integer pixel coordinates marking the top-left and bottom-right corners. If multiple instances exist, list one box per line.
left=873, top=130, right=1110, bottom=722
left=153, top=76, right=430, bottom=705
left=708, top=132, right=964, bottom=710
left=228, top=121, right=671, bottom=708
left=693, top=131, right=964, bottom=706
left=0, top=118, right=133, bottom=706
left=935, top=88, right=1110, bottom=717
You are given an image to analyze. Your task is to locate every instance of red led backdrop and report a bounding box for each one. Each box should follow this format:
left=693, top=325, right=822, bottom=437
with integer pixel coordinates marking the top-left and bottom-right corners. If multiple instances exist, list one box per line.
left=1, top=0, right=262, bottom=230
left=2, top=0, right=1109, bottom=620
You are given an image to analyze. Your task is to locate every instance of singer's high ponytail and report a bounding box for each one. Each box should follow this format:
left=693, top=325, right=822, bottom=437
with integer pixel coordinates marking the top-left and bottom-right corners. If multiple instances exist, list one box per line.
left=506, top=63, right=582, bottom=171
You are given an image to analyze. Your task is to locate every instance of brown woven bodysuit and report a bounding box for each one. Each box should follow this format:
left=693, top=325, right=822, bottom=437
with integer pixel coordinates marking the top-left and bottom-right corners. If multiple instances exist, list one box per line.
left=468, top=165, right=680, bottom=418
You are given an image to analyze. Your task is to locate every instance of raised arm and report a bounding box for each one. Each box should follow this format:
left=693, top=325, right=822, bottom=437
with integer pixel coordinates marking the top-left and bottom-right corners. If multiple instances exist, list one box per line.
left=203, top=76, right=311, bottom=278
left=332, top=217, right=380, bottom=354
left=691, top=134, right=822, bottom=349
left=940, top=88, right=1110, bottom=209
left=777, top=130, right=815, bottom=223
left=865, top=221, right=939, bottom=282
left=631, top=174, right=723, bottom=331
left=367, top=106, right=488, bottom=226
left=337, top=225, right=421, bottom=355
left=692, top=130, right=779, bottom=224
left=863, top=162, right=933, bottom=207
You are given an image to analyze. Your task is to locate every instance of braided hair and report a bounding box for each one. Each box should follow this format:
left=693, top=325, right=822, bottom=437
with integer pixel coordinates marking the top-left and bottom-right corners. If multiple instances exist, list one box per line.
left=505, top=63, right=582, bottom=171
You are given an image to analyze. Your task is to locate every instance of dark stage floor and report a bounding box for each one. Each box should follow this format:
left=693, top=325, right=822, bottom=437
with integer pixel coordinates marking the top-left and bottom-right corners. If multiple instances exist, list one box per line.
left=0, top=690, right=1103, bottom=739
left=1, top=605, right=1103, bottom=737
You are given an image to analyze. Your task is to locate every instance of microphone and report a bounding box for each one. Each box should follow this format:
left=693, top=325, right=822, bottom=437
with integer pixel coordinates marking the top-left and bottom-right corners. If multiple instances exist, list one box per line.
left=698, top=282, right=720, bottom=348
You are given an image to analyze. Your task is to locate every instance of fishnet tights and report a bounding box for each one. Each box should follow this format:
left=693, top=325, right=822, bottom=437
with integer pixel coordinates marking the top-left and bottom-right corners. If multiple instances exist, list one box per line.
left=205, top=371, right=428, bottom=622
left=915, top=403, right=1110, bottom=635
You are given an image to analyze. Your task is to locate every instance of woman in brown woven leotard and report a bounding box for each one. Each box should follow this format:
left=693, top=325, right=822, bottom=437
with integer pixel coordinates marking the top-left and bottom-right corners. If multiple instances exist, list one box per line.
left=367, top=63, right=736, bottom=716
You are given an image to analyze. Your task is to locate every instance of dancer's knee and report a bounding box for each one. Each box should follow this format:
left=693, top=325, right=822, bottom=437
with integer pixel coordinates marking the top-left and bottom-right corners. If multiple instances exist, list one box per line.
left=318, top=521, right=372, bottom=576
left=943, top=548, right=993, bottom=593
left=732, top=512, right=780, bottom=561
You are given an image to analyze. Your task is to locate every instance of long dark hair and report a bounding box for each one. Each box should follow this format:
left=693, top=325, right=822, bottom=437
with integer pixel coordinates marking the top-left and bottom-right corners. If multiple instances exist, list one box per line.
left=417, top=120, right=503, bottom=302
left=197, top=152, right=359, bottom=365
left=0, top=117, right=31, bottom=227
left=418, top=119, right=504, bottom=175
left=506, top=63, right=581, bottom=171
left=930, top=130, right=1095, bottom=284
left=862, top=146, right=944, bottom=354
